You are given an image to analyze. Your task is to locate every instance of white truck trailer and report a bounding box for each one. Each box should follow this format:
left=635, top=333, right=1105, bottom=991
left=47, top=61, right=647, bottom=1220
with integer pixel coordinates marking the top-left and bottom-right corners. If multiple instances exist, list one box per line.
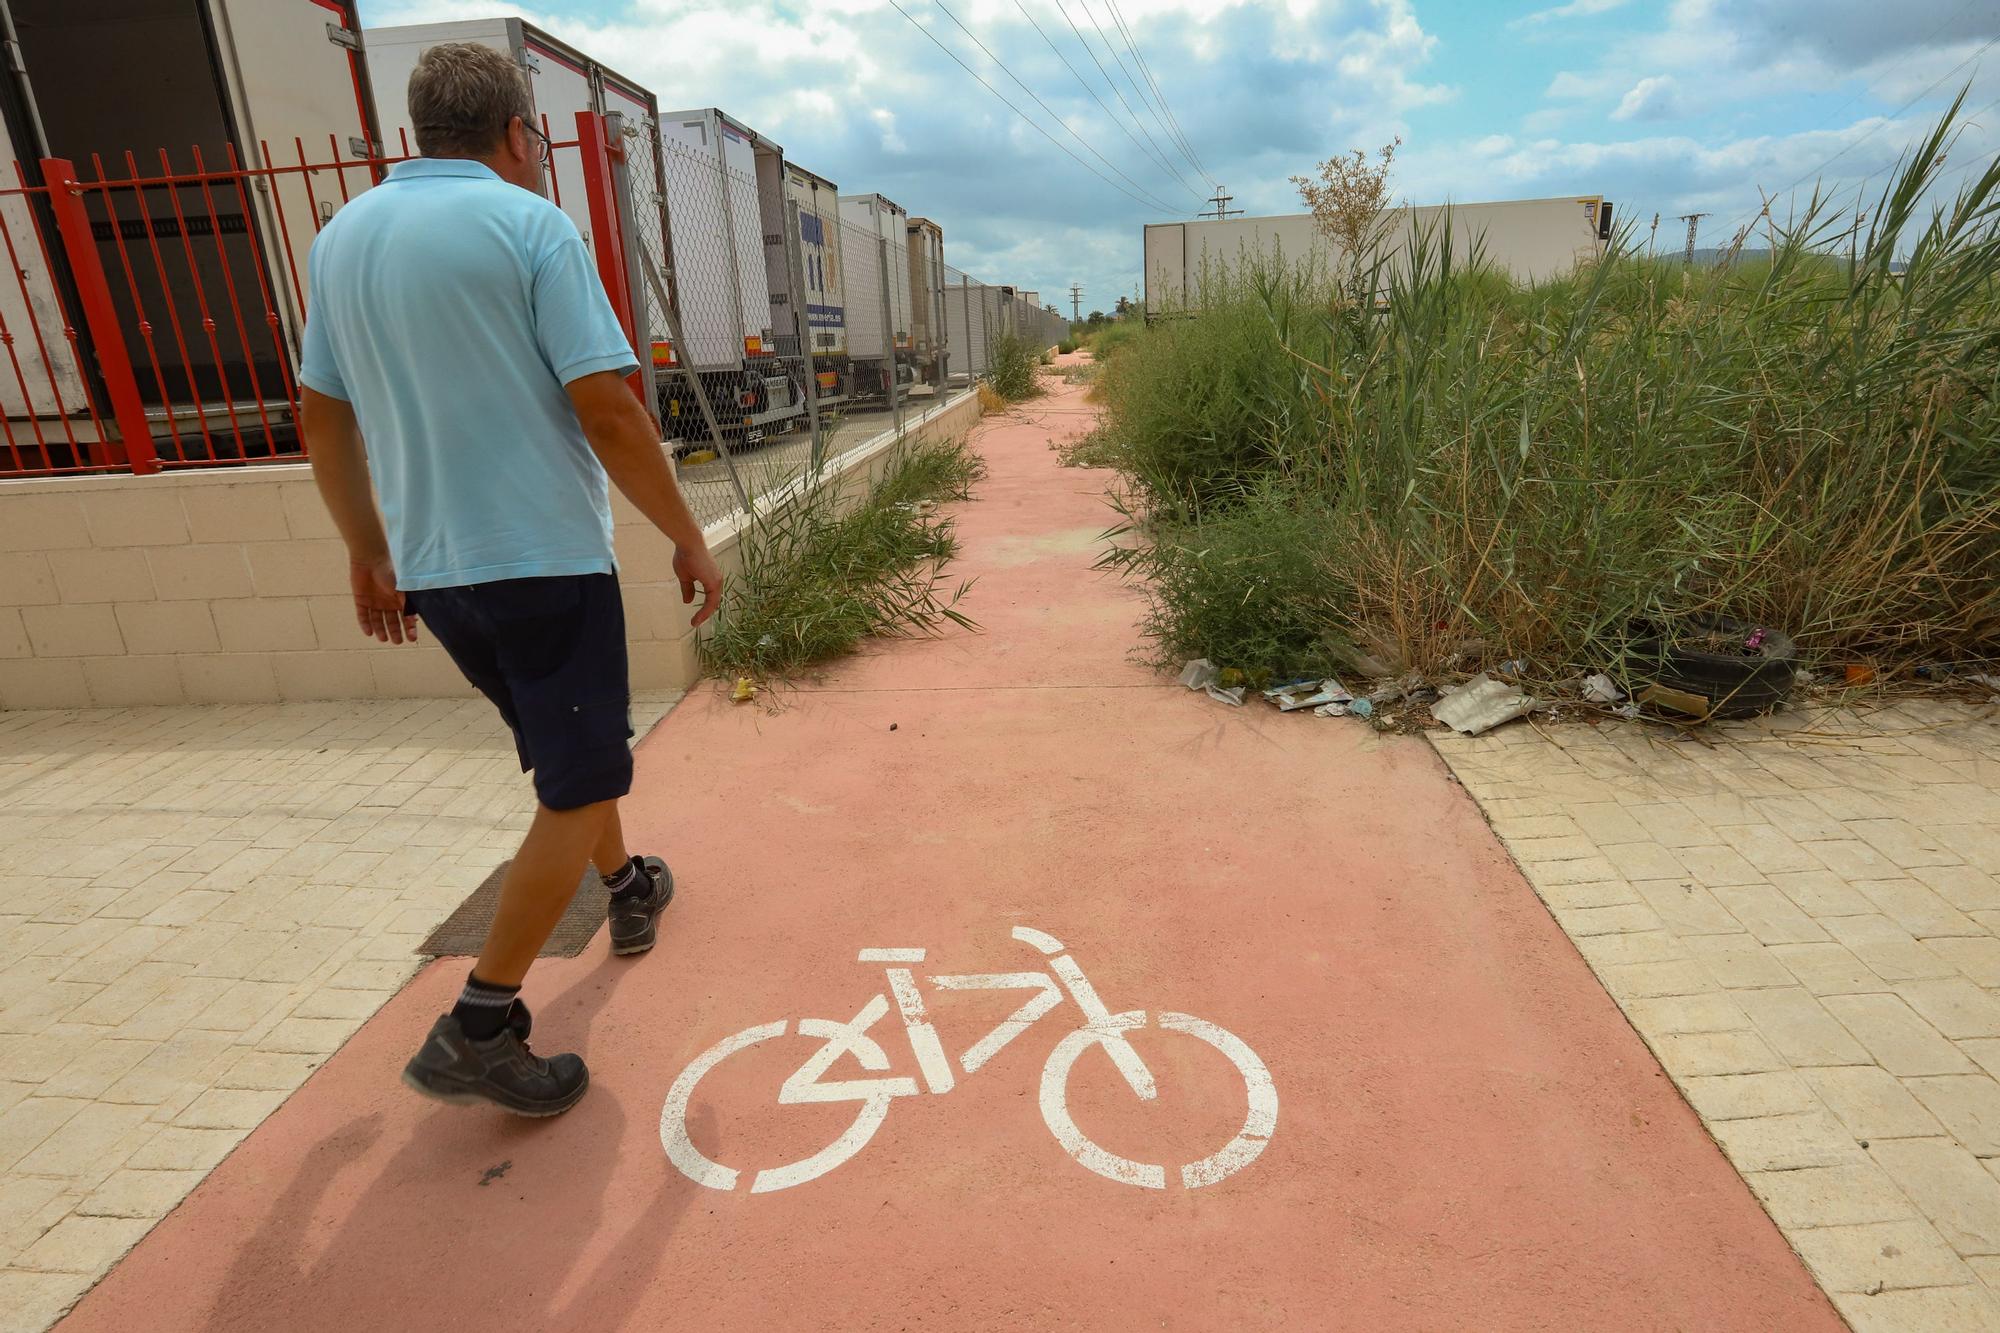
left=1144, top=196, right=1614, bottom=316
left=0, top=0, right=381, bottom=455
left=838, top=192, right=913, bottom=397
left=906, top=217, right=947, bottom=385
left=658, top=106, right=806, bottom=446
left=784, top=162, right=846, bottom=405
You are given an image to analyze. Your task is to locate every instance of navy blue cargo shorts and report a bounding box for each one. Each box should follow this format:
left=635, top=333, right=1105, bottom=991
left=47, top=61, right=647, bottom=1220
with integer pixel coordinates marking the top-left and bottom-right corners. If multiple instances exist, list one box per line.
left=404, top=573, right=634, bottom=810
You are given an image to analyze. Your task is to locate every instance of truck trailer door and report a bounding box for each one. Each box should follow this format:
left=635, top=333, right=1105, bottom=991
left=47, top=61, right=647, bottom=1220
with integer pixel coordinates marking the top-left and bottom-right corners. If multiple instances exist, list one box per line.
left=2, top=0, right=375, bottom=441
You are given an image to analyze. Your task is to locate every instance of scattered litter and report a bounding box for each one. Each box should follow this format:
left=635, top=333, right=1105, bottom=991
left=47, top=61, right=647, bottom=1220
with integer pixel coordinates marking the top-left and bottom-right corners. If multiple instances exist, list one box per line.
left=1637, top=682, right=1710, bottom=719
left=1177, top=658, right=1220, bottom=691
left=1177, top=658, right=1247, bottom=706
left=1312, top=700, right=1350, bottom=718
left=756, top=633, right=776, bottom=649
left=730, top=676, right=757, bottom=703
left=1582, top=672, right=1623, bottom=704
left=1968, top=673, right=2000, bottom=694
left=1845, top=664, right=1876, bottom=686
left=1261, top=677, right=1321, bottom=699
left=889, top=723, right=898, bottom=731
left=1368, top=674, right=1421, bottom=707
left=1494, top=658, right=1528, bottom=678
left=1271, top=678, right=1352, bottom=712
left=1430, top=673, right=1538, bottom=735
left=1348, top=697, right=1374, bottom=719
left=1612, top=702, right=1641, bottom=720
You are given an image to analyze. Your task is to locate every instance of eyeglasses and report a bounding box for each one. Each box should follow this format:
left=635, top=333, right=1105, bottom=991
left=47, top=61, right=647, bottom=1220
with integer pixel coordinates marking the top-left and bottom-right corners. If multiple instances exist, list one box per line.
left=520, top=119, right=551, bottom=165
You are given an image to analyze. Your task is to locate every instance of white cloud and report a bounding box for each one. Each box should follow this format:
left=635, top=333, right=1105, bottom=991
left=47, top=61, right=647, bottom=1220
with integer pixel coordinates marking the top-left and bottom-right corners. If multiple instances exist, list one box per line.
left=1509, top=0, right=1629, bottom=29
left=1611, top=74, right=1683, bottom=122
left=366, top=0, right=1454, bottom=304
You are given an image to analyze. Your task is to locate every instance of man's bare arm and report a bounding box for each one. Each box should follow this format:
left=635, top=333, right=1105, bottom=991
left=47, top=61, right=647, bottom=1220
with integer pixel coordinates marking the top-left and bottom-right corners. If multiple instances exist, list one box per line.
left=566, top=371, right=723, bottom=627
left=302, top=387, right=417, bottom=644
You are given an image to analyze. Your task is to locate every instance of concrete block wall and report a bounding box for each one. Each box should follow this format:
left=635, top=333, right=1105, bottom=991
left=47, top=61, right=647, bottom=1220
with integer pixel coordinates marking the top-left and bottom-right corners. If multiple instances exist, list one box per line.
left=0, top=389, right=979, bottom=710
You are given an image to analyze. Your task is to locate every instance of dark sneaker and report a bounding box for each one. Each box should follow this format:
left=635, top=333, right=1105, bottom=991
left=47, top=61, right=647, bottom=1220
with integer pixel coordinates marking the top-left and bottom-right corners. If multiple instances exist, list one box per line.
left=608, top=855, right=674, bottom=956
left=400, top=1003, right=588, bottom=1117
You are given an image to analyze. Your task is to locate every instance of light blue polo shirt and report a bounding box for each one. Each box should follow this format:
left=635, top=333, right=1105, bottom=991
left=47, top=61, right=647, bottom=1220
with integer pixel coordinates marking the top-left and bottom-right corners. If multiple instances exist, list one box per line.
left=299, top=158, right=638, bottom=590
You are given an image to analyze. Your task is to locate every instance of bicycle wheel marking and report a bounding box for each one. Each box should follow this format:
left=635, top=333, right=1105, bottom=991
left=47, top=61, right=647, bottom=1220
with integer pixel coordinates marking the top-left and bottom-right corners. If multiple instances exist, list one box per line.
left=1040, top=1011, right=1167, bottom=1189
left=658, top=929, right=1278, bottom=1194
left=661, top=1020, right=786, bottom=1191
left=1161, top=1012, right=1279, bottom=1189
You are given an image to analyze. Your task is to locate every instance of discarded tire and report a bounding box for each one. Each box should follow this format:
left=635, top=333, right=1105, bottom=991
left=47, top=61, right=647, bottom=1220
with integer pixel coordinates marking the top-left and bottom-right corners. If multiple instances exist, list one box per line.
left=1624, top=617, right=1797, bottom=720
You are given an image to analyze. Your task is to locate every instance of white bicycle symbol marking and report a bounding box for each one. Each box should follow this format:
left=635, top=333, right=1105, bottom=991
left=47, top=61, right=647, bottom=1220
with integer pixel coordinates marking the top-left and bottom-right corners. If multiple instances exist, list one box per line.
left=660, top=926, right=1277, bottom=1193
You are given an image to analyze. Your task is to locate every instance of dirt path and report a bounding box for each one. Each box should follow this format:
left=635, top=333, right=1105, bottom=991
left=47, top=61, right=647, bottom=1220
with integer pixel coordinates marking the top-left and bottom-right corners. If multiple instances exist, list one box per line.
left=63, top=366, right=1838, bottom=1331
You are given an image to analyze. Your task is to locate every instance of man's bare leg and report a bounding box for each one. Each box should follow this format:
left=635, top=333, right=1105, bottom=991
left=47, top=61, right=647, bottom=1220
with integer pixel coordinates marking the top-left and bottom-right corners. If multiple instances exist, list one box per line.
left=475, top=799, right=614, bottom=988
left=591, top=802, right=631, bottom=879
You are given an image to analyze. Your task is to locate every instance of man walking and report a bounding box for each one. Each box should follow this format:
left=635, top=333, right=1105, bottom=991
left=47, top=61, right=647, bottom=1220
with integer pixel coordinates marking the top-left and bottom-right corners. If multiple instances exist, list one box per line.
left=299, top=43, right=721, bottom=1116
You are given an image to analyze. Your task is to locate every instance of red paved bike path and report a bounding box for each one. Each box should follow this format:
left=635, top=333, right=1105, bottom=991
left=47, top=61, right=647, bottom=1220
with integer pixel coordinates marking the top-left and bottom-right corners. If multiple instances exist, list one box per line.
left=65, top=372, right=1838, bottom=1330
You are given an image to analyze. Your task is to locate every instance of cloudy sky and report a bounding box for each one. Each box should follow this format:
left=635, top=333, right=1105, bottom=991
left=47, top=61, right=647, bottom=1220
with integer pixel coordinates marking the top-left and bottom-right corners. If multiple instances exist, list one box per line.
left=368, top=0, right=2000, bottom=315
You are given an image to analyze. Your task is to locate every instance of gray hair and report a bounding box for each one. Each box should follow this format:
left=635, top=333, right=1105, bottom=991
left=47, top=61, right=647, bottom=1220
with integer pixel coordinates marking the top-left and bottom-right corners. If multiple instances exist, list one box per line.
left=408, top=42, right=533, bottom=158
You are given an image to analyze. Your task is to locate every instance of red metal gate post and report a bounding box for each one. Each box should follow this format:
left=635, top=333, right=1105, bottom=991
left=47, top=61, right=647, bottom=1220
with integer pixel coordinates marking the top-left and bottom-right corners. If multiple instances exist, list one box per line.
left=574, top=114, right=646, bottom=399
left=41, top=158, right=159, bottom=474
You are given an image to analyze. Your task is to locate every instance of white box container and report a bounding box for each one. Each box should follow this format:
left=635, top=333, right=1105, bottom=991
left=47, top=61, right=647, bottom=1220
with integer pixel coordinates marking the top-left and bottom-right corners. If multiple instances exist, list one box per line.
left=906, top=217, right=946, bottom=372
left=838, top=192, right=912, bottom=365
left=657, top=107, right=785, bottom=375
left=787, top=164, right=847, bottom=388
left=1145, top=196, right=1612, bottom=315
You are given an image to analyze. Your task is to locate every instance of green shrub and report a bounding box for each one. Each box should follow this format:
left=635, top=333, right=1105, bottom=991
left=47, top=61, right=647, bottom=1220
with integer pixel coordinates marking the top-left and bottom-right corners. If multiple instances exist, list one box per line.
left=1094, top=102, right=2000, bottom=684
left=1084, top=321, right=1141, bottom=361
left=987, top=333, right=1042, bottom=402
left=701, top=438, right=985, bottom=677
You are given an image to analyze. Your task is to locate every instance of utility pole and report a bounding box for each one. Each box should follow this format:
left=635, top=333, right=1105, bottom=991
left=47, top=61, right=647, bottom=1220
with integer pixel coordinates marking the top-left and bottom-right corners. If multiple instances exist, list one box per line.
left=1676, top=212, right=1707, bottom=265
left=1203, top=187, right=1243, bottom=221
left=1068, top=282, right=1083, bottom=322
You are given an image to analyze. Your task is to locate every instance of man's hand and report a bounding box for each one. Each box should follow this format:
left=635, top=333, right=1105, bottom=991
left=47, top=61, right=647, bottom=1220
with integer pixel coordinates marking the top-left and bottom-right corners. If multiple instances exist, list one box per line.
left=674, top=544, right=724, bottom=628
left=351, top=557, right=419, bottom=644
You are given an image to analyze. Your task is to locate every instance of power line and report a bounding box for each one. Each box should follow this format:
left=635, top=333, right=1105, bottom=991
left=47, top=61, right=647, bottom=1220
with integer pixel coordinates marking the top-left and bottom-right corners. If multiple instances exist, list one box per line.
left=1010, top=0, right=1205, bottom=206
left=1203, top=187, right=1242, bottom=219
left=921, top=0, right=1187, bottom=214
left=1707, top=32, right=2000, bottom=247
left=1100, top=0, right=1212, bottom=185
left=1072, top=0, right=1202, bottom=191
left=881, top=0, right=1188, bottom=214
left=1048, top=0, right=1203, bottom=199
left=1769, top=0, right=1985, bottom=165
left=1773, top=34, right=1999, bottom=199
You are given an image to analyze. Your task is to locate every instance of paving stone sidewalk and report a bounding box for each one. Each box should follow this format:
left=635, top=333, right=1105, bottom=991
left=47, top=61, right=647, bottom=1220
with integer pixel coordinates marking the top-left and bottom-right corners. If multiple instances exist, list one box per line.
left=1434, top=698, right=2000, bottom=1333
left=0, top=694, right=674, bottom=1331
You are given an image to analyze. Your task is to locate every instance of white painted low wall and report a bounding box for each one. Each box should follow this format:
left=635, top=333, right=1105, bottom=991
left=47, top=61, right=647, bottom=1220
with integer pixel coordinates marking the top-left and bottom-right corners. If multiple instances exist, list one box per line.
left=0, top=388, right=980, bottom=709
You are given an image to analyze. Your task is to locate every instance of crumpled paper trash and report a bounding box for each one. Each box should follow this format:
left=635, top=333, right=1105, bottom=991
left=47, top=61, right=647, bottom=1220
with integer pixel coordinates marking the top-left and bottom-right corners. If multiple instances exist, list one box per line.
left=1430, top=673, right=1538, bottom=735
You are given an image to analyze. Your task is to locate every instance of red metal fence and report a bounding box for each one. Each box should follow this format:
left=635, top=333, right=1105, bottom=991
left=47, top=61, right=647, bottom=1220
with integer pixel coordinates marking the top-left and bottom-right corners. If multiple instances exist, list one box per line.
left=0, top=114, right=625, bottom=480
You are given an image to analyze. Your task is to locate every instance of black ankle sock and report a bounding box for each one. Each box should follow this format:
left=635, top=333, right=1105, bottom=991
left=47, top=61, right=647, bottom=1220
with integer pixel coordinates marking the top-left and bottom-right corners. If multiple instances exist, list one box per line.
left=451, top=972, right=521, bottom=1041
left=604, top=857, right=647, bottom=901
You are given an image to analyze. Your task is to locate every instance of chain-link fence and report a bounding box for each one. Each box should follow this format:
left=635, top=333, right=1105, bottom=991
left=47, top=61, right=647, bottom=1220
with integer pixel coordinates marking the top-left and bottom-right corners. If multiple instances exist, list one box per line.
left=941, top=265, right=1070, bottom=378
left=600, top=109, right=1068, bottom=533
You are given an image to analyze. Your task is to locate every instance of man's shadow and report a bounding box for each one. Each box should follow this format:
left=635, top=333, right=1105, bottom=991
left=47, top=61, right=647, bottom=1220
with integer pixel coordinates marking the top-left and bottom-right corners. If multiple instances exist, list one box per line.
left=208, top=948, right=715, bottom=1330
